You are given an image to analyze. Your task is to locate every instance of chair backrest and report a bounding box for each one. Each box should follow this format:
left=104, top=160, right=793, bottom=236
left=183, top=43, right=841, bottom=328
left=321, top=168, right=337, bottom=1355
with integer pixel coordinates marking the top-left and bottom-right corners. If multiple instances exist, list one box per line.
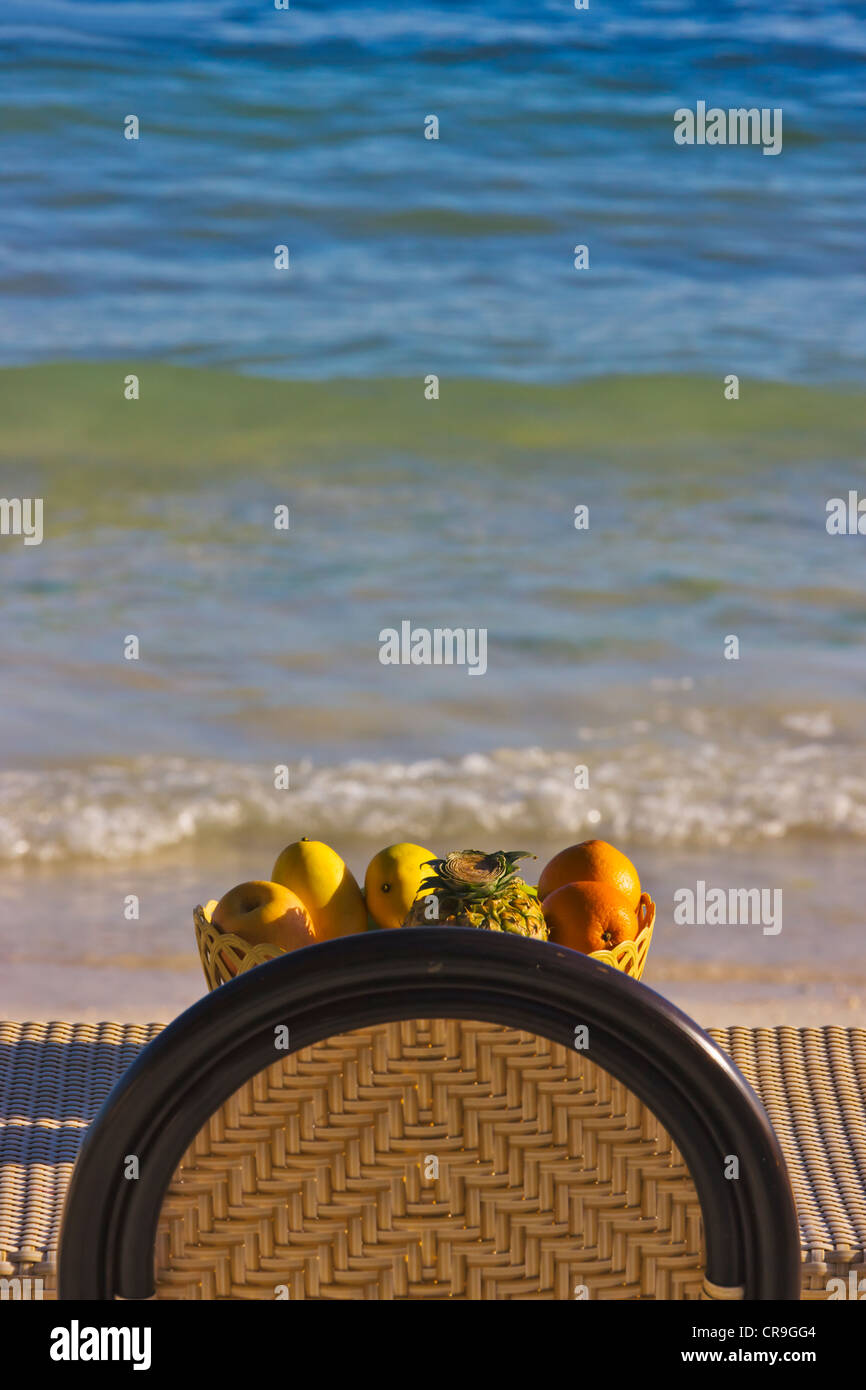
left=154, top=1018, right=704, bottom=1299
left=58, top=928, right=801, bottom=1300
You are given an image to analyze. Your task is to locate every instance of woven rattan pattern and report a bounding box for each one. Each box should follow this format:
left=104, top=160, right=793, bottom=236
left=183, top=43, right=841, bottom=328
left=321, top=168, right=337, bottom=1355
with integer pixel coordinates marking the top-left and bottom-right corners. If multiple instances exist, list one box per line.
left=711, top=1026, right=866, bottom=1300
left=0, top=1020, right=163, bottom=1296
left=155, top=1020, right=705, bottom=1300
left=1, top=1022, right=865, bottom=1299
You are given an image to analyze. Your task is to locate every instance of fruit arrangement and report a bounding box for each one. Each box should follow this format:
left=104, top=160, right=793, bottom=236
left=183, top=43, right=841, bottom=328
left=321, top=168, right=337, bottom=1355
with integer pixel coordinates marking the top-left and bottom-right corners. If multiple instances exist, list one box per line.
left=197, top=837, right=655, bottom=986
left=402, top=850, right=548, bottom=937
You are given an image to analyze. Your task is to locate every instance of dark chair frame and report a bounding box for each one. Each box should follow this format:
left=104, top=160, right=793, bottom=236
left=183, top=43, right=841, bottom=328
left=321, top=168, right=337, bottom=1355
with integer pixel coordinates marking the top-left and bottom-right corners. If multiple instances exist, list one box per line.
left=58, top=928, right=802, bottom=1300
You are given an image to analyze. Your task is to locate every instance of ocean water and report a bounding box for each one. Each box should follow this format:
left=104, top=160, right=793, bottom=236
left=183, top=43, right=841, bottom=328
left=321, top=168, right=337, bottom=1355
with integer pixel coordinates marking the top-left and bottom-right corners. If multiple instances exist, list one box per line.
left=2, top=0, right=866, bottom=380
left=1, top=2, right=865, bottom=1022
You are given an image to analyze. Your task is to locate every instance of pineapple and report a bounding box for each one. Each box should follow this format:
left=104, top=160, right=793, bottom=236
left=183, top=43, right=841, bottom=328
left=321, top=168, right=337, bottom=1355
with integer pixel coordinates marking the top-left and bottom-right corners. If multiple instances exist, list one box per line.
left=402, top=850, right=548, bottom=939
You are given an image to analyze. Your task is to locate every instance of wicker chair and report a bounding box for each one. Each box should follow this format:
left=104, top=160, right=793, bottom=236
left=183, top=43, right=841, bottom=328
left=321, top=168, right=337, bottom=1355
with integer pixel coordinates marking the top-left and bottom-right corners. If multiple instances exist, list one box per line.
left=57, top=929, right=801, bottom=1300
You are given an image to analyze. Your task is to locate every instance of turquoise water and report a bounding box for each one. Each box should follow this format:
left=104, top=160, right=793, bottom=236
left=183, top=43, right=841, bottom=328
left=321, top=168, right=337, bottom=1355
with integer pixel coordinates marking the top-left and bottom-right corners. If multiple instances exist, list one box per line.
left=0, top=366, right=863, bottom=863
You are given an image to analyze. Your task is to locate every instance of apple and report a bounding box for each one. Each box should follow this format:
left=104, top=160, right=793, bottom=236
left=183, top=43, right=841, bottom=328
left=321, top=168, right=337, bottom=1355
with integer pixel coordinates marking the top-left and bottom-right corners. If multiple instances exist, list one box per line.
left=212, top=880, right=316, bottom=955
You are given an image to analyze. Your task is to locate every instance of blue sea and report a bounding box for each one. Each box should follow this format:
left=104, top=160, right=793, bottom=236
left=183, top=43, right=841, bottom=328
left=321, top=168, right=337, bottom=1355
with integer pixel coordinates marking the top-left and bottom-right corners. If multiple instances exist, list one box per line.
left=0, top=1, right=865, bottom=1021
left=2, top=0, right=866, bottom=379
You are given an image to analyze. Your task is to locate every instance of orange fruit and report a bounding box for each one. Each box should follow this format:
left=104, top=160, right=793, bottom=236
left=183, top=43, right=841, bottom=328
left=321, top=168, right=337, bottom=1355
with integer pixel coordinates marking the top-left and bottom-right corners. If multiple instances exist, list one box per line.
left=538, top=840, right=641, bottom=910
left=542, top=880, right=639, bottom=955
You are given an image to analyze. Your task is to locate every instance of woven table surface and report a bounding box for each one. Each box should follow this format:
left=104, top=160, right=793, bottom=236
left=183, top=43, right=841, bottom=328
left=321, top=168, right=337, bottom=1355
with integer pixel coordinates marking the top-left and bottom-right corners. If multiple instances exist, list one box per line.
left=0, top=1020, right=864, bottom=1298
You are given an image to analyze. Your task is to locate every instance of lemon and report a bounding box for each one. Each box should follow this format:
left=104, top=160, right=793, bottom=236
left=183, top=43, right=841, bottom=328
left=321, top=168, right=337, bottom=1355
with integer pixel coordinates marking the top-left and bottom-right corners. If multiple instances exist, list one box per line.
left=271, top=838, right=367, bottom=940
left=364, top=843, right=437, bottom=930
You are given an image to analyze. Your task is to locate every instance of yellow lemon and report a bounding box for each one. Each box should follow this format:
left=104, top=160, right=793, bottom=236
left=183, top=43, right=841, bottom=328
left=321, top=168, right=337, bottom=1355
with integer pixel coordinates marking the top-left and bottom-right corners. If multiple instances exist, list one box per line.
left=364, top=843, right=437, bottom=930
left=271, top=838, right=367, bottom=940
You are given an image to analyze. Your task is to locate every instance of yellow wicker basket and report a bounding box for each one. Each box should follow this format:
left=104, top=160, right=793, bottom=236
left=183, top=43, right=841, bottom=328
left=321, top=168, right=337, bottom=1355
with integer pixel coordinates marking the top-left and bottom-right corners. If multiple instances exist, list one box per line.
left=592, top=891, right=655, bottom=978
left=194, top=893, right=655, bottom=991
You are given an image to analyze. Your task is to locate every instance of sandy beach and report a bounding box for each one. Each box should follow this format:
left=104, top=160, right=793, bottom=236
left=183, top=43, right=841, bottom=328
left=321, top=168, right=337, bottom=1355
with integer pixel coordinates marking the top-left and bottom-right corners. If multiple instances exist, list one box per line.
left=2, top=838, right=864, bottom=1028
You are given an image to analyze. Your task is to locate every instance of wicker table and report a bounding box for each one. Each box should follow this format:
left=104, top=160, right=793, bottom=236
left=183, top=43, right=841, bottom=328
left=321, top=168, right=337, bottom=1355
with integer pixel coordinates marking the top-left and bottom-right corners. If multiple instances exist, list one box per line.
left=1, top=1021, right=864, bottom=1300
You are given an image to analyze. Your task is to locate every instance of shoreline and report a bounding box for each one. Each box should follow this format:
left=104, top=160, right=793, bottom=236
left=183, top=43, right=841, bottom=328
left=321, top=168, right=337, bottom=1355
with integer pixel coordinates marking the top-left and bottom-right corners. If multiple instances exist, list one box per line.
left=2, top=801, right=864, bottom=1030
left=2, top=842, right=864, bottom=1029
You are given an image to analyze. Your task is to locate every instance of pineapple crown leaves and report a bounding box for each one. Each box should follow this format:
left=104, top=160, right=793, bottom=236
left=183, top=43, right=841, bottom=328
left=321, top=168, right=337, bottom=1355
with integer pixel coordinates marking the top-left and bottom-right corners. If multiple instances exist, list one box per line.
left=417, top=850, right=538, bottom=903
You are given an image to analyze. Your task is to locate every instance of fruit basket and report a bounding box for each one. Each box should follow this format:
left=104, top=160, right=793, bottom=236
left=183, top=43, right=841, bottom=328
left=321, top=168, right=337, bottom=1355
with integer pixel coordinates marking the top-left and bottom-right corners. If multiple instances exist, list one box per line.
left=194, top=900, right=282, bottom=987
left=194, top=891, right=655, bottom=991
left=589, top=890, right=654, bottom=976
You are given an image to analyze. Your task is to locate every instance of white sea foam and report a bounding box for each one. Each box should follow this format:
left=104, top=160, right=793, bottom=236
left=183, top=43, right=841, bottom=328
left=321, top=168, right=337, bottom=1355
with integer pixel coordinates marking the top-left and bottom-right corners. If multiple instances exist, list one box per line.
left=1, top=735, right=865, bottom=863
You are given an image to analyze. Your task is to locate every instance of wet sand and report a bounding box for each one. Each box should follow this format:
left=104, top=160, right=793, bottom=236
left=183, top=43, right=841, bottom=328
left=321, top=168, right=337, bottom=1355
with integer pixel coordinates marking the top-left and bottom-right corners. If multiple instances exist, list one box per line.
left=3, top=842, right=863, bottom=1029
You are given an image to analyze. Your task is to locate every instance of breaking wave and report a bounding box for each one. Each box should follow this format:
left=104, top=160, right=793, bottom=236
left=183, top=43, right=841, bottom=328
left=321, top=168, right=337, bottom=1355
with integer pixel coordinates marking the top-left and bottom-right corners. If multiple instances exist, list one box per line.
left=2, top=733, right=865, bottom=864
